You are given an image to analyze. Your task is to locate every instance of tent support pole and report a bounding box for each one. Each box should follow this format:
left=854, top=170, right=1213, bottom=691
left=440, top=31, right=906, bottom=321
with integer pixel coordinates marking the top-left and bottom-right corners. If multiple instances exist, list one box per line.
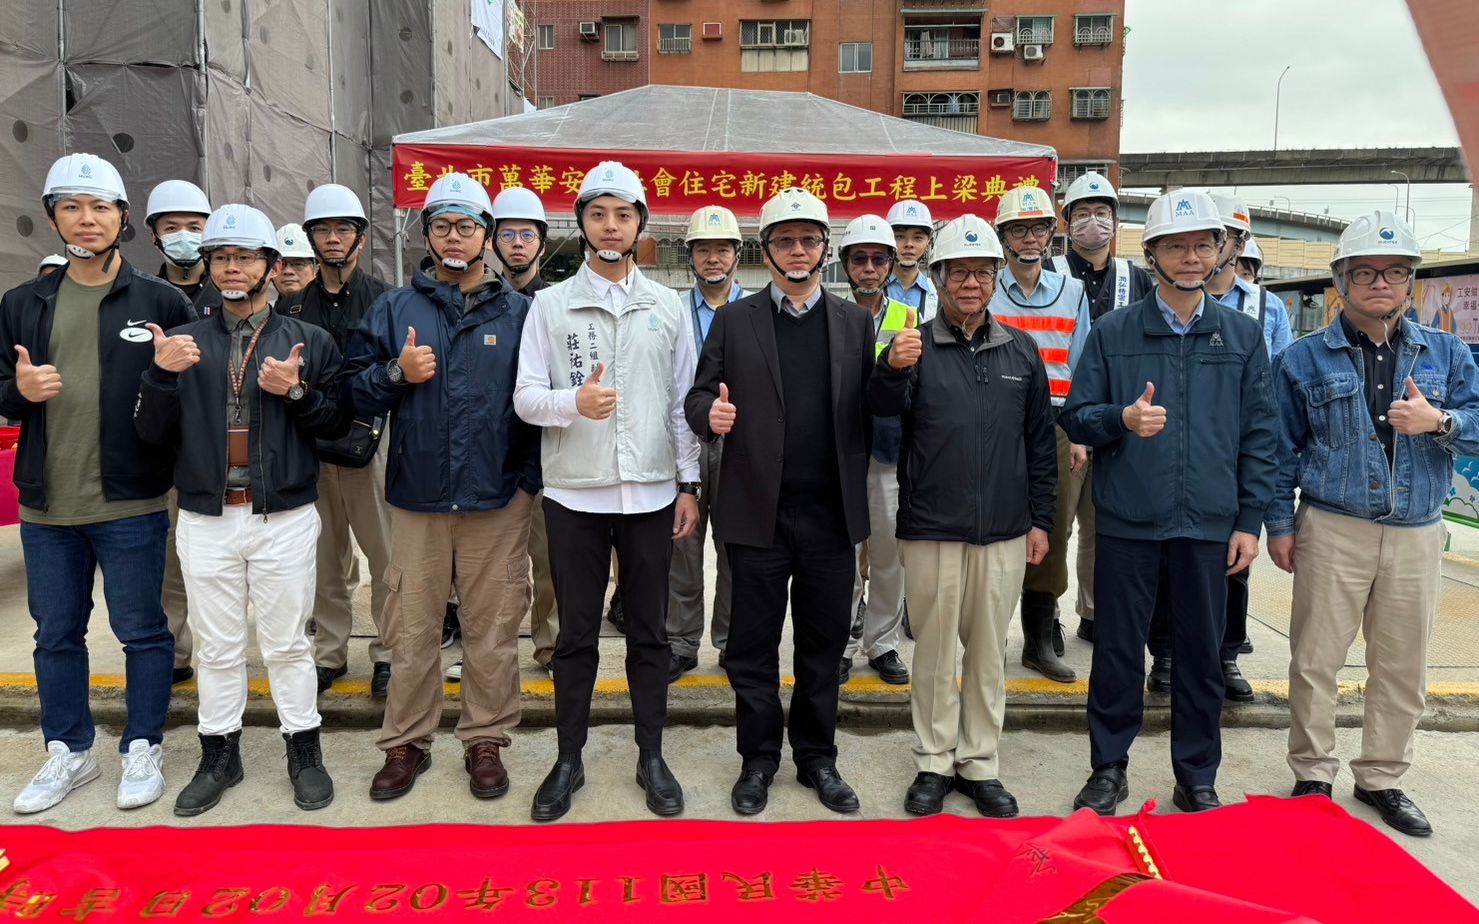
left=394, top=208, right=407, bottom=287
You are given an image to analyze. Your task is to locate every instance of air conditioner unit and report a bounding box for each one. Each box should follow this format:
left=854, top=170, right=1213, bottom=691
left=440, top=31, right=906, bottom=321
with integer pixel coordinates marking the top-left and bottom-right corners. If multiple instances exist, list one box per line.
left=989, top=32, right=1014, bottom=53
left=701, top=21, right=722, bottom=40
left=1022, top=43, right=1044, bottom=61
left=783, top=28, right=807, bottom=46
left=578, top=21, right=598, bottom=39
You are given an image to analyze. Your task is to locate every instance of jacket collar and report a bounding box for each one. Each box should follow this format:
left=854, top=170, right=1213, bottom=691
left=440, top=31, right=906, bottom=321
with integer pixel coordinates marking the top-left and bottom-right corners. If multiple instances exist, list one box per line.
left=928, top=311, right=1013, bottom=348
left=31, top=258, right=137, bottom=300
left=1323, top=311, right=1424, bottom=353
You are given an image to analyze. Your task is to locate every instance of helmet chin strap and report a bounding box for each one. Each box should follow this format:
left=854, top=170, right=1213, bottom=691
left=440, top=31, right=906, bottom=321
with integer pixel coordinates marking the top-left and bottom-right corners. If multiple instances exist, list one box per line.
left=428, top=226, right=487, bottom=273
left=896, top=257, right=919, bottom=268
left=1147, top=254, right=1215, bottom=292
left=763, top=234, right=827, bottom=282
left=310, top=226, right=363, bottom=269
left=577, top=201, right=644, bottom=266
left=218, top=261, right=275, bottom=301
left=1001, top=239, right=1042, bottom=266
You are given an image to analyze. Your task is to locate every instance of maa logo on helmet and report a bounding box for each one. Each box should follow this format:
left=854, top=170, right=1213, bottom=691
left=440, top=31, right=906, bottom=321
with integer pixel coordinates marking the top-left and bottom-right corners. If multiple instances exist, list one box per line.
left=1174, top=198, right=1194, bottom=217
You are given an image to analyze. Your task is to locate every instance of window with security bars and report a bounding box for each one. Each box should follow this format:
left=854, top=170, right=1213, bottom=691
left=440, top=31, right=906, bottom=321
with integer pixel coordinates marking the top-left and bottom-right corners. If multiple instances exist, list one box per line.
left=839, top=41, right=872, bottom=73
left=1057, top=163, right=1110, bottom=189
left=741, top=20, right=810, bottom=48
left=659, top=24, right=692, bottom=54
left=1071, top=87, right=1111, bottom=119
left=1013, top=90, right=1051, bottom=121
left=1074, top=14, right=1114, bottom=46
left=1015, top=16, right=1054, bottom=45
left=902, top=91, right=980, bottom=116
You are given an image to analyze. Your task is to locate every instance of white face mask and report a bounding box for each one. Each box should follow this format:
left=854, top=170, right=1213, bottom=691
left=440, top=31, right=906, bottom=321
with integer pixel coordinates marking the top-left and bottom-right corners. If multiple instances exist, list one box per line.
left=1069, top=214, right=1114, bottom=251
left=159, top=230, right=203, bottom=265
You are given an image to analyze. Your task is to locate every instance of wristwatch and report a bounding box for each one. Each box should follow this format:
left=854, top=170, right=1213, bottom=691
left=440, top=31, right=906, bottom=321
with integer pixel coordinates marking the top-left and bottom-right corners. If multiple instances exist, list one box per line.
left=386, top=358, right=406, bottom=385
left=285, top=382, right=307, bottom=402
left=677, top=481, right=701, bottom=496
left=1435, top=411, right=1454, bottom=437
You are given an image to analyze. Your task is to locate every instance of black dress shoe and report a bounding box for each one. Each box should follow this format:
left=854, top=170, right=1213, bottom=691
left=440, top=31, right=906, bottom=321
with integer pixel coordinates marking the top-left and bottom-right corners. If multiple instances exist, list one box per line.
left=731, top=768, right=773, bottom=815
left=635, top=755, right=684, bottom=816
left=1355, top=786, right=1432, bottom=837
left=717, top=650, right=726, bottom=670
left=1172, top=784, right=1221, bottom=813
left=1076, top=618, right=1094, bottom=644
left=868, top=650, right=910, bottom=685
left=315, top=665, right=346, bottom=694
left=171, top=666, right=195, bottom=686
left=668, top=652, right=698, bottom=684
left=953, top=776, right=1019, bottom=818
left=530, top=758, right=584, bottom=822
left=1222, top=661, right=1254, bottom=702
left=798, top=766, right=860, bottom=814
left=1239, top=637, right=1254, bottom=654
left=370, top=662, right=391, bottom=700
left=902, top=603, right=913, bottom=640
left=1073, top=766, right=1128, bottom=816
left=605, top=592, right=626, bottom=634
left=1291, top=780, right=1332, bottom=798
left=850, top=596, right=865, bottom=640
left=441, top=602, right=461, bottom=649
left=1146, top=657, right=1172, bottom=694
left=904, top=772, right=952, bottom=816
left=838, top=658, right=852, bottom=684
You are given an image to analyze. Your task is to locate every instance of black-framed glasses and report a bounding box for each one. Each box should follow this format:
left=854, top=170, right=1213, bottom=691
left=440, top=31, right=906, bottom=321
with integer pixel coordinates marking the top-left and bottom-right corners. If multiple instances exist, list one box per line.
left=848, top=252, right=892, bottom=268
left=309, top=222, right=358, bottom=239
left=207, top=252, right=266, bottom=267
left=428, top=218, right=481, bottom=238
left=1004, top=222, right=1053, bottom=240
left=1347, top=265, right=1414, bottom=286
left=498, top=228, right=539, bottom=244
left=945, top=267, right=997, bottom=284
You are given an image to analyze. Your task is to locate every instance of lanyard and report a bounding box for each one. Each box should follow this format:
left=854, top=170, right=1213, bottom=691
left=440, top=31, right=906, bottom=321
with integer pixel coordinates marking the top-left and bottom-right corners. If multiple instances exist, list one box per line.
left=228, top=322, right=267, bottom=425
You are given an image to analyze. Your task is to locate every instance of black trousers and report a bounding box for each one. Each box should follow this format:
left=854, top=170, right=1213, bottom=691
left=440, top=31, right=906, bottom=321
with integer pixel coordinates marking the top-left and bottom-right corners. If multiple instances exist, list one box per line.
left=544, top=498, right=674, bottom=756
left=1088, top=534, right=1227, bottom=786
left=1148, top=563, right=1248, bottom=663
left=725, top=499, right=855, bottom=776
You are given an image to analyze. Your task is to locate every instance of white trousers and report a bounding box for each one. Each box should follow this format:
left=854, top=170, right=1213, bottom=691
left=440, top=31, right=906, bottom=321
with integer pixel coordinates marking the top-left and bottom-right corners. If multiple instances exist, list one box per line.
left=848, top=460, right=906, bottom=660
left=178, top=504, right=322, bottom=736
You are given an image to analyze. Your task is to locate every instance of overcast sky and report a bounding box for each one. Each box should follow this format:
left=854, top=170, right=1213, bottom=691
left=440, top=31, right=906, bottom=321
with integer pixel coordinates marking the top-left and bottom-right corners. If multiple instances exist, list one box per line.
left=1121, top=0, right=1473, bottom=251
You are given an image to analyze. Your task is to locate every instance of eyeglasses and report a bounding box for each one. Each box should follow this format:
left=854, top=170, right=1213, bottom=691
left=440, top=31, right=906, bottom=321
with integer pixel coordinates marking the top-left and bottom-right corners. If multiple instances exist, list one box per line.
left=847, top=252, right=892, bottom=268
left=428, top=218, right=482, bottom=238
left=208, top=252, right=266, bottom=267
left=280, top=258, right=316, bottom=271
left=1347, top=265, right=1414, bottom=286
left=945, top=267, right=998, bottom=285
left=497, top=228, right=539, bottom=244
left=1155, top=240, right=1219, bottom=260
left=768, top=235, right=825, bottom=252
left=1004, top=222, right=1053, bottom=240
left=309, top=222, right=359, bottom=239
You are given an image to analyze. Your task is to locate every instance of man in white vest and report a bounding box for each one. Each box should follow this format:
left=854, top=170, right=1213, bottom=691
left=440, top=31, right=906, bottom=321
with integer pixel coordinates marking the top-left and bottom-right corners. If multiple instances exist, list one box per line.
left=1048, top=172, right=1153, bottom=646
left=515, top=161, right=700, bottom=823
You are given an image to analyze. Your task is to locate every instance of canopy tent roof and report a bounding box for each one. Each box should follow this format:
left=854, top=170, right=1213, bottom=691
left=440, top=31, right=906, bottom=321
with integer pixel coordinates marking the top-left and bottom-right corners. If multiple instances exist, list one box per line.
left=393, top=85, right=1055, bottom=161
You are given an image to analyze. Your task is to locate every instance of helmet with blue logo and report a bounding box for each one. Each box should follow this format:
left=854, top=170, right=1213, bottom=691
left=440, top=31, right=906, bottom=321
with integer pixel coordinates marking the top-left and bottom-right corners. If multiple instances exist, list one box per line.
left=994, top=186, right=1056, bottom=229
left=275, top=223, right=315, bottom=260
left=1061, top=171, right=1118, bottom=218
left=930, top=215, right=1004, bottom=266
left=1331, top=210, right=1421, bottom=271
left=886, top=199, right=934, bottom=233
left=201, top=204, right=278, bottom=255
left=1142, top=190, right=1224, bottom=245
left=685, top=205, right=742, bottom=244
left=42, top=153, right=129, bottom=210
left=423, top=172, right=494, bottom=227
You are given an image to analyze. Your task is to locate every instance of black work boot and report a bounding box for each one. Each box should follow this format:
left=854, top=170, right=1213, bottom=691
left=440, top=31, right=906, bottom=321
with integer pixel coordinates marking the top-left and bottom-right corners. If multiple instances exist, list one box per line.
left=174, top=731, right=244, bottom=817
left=1020, top=592, right=1076, bottom=683
left=284, top=728, right=335, bottom=811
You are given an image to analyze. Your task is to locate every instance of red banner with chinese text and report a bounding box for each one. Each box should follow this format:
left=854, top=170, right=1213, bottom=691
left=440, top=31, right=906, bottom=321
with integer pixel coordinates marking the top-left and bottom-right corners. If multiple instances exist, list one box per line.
left=1, top=799, right=1471, bottom=921
left=390, top=145, right=1056, bottom=221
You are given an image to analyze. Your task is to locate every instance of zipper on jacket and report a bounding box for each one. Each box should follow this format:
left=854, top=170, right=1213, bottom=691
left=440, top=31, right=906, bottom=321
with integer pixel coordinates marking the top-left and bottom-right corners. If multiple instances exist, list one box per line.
left=974, top=345, right=987, bottom=543
left=256, top=351, right=268, bottom=521
left=1177, top=333, right=1189, bottom=532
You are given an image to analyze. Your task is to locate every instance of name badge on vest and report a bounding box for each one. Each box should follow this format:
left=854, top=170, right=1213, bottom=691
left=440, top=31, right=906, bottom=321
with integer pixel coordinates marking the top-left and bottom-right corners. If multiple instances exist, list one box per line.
left=1113, top=258, right=1131, bottom=309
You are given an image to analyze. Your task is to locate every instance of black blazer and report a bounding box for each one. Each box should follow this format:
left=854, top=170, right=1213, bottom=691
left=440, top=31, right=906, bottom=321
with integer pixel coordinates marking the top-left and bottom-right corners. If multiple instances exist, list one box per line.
left=685, top=287, right=874, bottom=548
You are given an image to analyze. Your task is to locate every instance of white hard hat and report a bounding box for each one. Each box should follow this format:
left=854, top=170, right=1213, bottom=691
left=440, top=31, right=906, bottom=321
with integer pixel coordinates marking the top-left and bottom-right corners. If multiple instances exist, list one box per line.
left=886, top=199, right=933, bottom=231
left=145, top=180, right=211, bottom=226
left=930, top=215, right=1005, bottom=266
left=685, top=205, right=742, bottom=244
left=43, top=153, right=128, bottom=209
left=838, top=214, right=896, bottom=254
left=1240, top=237, right=1264, bottom=266
left=275, top=223, right=315, bottom=259
left=1062, top=171, right=1118, bottom=215
left=303, top=183, right=368, bottom=228
left=423, top=172, right=494, bottom=224
left=577, top=160, right=647, bottom=210
left=201, top=204, right=279, bottom=255
left=1209, top=193, right=1252, bottom=233
left=759, top=187, right=829, bottom=236
left=1142, top=191, right=1225, bottom=245
left=994, top=186, right=1055, bottom=228
left=37, top=254, right=68, bottom=272
left=491, top=186, right=548, bottom=233
left=1331, top=210, right=1422, bottom=271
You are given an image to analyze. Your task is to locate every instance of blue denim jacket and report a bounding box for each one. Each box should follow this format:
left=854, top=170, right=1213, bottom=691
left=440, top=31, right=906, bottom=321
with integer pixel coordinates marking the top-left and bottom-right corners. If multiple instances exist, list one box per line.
left=1267, top=316, right=1479, bottom=536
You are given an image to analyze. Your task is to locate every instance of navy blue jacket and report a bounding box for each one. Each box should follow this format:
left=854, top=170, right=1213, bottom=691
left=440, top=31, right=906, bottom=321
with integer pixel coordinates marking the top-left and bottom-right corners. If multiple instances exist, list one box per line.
left=1061, top=292, right=1278, bottom=542
left=348, top=267, right=539, bottom=513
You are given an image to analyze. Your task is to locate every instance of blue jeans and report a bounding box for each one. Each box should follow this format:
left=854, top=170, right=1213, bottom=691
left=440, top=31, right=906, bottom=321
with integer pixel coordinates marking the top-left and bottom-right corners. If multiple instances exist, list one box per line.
left=21, top=511, right=172, bottom=753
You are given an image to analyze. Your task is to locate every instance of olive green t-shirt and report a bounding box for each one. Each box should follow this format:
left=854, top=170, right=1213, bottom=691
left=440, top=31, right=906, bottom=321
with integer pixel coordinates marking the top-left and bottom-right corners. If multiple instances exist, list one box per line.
left=19, top=274, right=168, bottom=526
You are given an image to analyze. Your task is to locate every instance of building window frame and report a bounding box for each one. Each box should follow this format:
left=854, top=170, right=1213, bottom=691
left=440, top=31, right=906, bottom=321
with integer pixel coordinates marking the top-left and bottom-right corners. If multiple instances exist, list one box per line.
left=537, top=23, right=555, bottom=50
left=1073, top=14, right=1114, bottom=46
left=839, top=41, right=872, bottom=73
left=603, top=20, right=639, bottom=61
left=902, top=91, right=980, bottom=117
left=1070, top=87, right=1111, bottom=120
left=658, top=23, right=692, bottom=54
left=740, top=19, right=810, bottom=49
left=1015, top=15, right=1054, bottom=46
left=1012, top=89, right=1052, bottom=121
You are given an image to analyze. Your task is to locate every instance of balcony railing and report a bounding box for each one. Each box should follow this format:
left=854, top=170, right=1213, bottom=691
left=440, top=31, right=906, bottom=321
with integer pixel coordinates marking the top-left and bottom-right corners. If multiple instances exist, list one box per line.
left=903, top=38, right=980, bottom=65
left=1015, top=27, right=1053, bottom=45
left=1074, top=26, right=1112, bottom=45
left=658, top=36, right=692, bottom=53
left=903, top=100, right=980, bottom=116
left=1013, top=99, right=1051, bottom=121
left=601, top=49, right=639, bottom=61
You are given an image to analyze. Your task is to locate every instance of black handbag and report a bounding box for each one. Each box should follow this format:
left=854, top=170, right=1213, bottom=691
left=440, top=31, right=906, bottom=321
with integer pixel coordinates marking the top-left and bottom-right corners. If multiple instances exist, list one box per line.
left=316, top=414, right=386, bottom=468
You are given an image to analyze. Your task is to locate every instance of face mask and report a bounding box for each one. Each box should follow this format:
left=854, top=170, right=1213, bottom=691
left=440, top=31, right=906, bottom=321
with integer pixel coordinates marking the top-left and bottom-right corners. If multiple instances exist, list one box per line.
left=1069, top=215, right=1114, bottom=251
left=159, top=230, right=203, bottom=266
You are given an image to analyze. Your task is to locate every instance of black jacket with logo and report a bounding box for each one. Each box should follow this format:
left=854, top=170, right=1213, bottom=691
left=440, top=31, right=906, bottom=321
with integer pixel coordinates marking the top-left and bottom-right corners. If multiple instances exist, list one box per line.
left=0, top=261, right=196, bottom=512
left=869, top=314, right=1058, bottom=545
left=277, top=269, right=390, bottom=353
left=134, top=310, right=353, bottom=516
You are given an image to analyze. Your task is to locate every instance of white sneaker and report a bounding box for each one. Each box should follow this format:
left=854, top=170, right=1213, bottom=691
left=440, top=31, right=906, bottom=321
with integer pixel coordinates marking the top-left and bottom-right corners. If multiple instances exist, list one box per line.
left=14, top=741, right=99, bottom=814
left=117, top=739, right=165, bottom=809
left=445, top=660, right=462, bottom=681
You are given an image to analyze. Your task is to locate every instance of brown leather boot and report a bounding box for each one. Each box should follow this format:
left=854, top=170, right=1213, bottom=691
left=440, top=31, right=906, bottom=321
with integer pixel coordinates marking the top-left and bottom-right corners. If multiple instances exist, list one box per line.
left=465, top=741, right=509, bottom=799
left=369, top=745, right=430, bottom=801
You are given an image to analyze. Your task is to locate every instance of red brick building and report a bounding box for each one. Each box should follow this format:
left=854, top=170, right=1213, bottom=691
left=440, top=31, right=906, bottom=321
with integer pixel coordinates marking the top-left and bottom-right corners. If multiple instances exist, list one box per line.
left=529, top=0, right=649, bottom=106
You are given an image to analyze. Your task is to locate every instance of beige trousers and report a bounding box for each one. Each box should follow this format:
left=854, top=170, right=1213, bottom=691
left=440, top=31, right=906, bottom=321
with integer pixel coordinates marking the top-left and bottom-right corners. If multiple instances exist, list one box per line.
left=311, top=448, right=394, bottom=670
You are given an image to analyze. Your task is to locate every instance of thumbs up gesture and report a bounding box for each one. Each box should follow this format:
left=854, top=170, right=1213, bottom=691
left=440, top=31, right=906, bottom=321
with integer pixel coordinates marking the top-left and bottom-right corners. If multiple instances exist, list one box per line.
left=1388, top=376, right=1445, bottom=436
left=145, top=322, right=200, bottom=374
left=577, top=361, right=617, bottom=420
left=13, top=345, right=62, bottom=402
left=888, top=307, right=923, bottom=370
left=1121, top=381, right=1167, bottom=438
left=258, top=342, right=305, bottom=396
left=710, top=382, right=737, bottom=435
left=398, top=325, right=436, bottom=384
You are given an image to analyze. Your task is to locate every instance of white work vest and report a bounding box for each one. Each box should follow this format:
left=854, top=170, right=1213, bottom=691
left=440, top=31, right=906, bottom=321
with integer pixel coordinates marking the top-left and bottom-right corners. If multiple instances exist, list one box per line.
left=1052, top=254, right=1131, bottom=311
